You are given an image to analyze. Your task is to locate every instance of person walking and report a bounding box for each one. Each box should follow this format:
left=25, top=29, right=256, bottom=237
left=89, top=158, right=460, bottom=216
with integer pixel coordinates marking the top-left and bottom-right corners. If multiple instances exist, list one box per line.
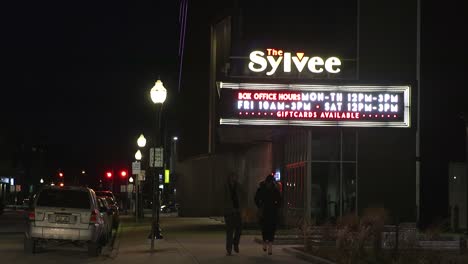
left=223, top=172, right=242, bottom=256
left=255, top=174, right=281, bottom=255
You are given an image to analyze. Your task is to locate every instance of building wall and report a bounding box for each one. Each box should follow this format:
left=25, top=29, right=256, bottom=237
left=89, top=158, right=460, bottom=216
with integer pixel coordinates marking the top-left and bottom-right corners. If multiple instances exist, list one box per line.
left=176, top=142, right=272, bottom=221
left=357, top=0, right=417, bottom=222
left=357, top=128, right=416, bottom=222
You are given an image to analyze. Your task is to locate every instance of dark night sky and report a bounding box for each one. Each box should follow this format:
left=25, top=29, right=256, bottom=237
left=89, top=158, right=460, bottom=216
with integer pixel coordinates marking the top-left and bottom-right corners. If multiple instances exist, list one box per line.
left=1, top=0, right=467, bottom=207
left=2, top=1, right=180, bottom=178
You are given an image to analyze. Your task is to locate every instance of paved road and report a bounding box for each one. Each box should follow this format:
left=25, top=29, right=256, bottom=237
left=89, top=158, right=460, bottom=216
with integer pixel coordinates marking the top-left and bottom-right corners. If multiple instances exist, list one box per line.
left=0, top=233, right=113, bottom=263
left=0, top=209, right=27, bottom=234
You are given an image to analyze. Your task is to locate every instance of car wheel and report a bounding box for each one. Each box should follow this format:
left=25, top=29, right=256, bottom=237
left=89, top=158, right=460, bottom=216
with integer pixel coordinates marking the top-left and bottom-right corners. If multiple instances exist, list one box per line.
left=87, top=242, right=101, bottom=257
left=24, top=235, right=36, bottom=254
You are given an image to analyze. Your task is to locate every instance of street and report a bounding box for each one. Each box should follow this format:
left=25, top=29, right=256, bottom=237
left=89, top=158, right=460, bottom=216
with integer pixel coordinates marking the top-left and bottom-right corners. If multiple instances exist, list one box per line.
left=0, top=212, right=309, bottom=263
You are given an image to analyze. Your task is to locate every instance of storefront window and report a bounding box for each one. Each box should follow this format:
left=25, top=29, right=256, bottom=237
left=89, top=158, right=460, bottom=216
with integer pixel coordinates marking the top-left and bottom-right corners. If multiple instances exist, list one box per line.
left=310, top=129, right=358, bottom=224
left=283, top=128, right=358, bottom=226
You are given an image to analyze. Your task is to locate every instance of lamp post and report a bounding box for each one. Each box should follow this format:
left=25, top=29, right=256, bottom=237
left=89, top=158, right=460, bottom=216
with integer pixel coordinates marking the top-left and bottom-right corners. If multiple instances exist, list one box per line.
left=136, top=134, right=146, bottom=221
left=170, top=136, right=178, bottom=204
left=134, top=148, right=143, bottom=221
left=149, top=79, right=166, bottom=250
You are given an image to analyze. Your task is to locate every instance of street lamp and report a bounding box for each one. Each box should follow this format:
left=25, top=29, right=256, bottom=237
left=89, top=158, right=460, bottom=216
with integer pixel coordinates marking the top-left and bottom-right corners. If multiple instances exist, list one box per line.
left=137, top=134, right=147, bottom=148
left=135, top=134, right=147, bottom=222
left=150, top=79, right=167, bottom=104
left=40, top=178, right=44, bottom=184
left=135, top=150, right=142, bottom=161
left=149, top=78, right=166, bottom=249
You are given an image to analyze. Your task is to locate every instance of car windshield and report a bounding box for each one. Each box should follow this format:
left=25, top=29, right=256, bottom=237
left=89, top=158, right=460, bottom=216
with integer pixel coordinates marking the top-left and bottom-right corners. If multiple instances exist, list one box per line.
left=105, top=197, right=116, bottom=205
left=36, top=189, right=90, bottom=209
left=95, top=191, right=113, bottom=198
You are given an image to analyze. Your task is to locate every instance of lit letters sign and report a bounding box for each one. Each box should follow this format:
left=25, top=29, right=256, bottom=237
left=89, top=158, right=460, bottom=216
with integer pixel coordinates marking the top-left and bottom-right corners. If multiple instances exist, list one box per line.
left=248, top=48, right=342, bottom=76
left=218, top=82, right=411, bottom=127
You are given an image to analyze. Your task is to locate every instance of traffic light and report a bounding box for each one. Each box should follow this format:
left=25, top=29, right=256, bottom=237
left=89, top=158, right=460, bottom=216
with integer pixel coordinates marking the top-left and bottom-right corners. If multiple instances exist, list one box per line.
left=59, top=172, right=64, bottom=178
left=120, top=170, right=127, bottom=178
left=106, top=171, right=113, bottom=178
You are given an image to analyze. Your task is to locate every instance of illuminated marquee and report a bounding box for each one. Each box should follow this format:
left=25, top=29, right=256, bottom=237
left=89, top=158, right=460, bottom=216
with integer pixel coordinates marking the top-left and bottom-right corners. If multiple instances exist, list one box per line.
left=248, top=48, right=342, bottom=76
left=218, top=82, right=411, bottom=127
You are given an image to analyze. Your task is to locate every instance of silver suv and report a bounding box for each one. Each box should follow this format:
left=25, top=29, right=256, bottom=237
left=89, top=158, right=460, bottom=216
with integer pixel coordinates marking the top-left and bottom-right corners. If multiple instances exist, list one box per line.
left=24, top=186, right=106, bottom=256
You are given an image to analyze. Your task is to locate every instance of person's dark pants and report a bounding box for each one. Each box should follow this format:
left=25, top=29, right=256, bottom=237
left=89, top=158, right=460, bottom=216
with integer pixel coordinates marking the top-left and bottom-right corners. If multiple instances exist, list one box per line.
left=224, top=212, right=241, bottom=252
left=261, top=210, right=277, bottom=242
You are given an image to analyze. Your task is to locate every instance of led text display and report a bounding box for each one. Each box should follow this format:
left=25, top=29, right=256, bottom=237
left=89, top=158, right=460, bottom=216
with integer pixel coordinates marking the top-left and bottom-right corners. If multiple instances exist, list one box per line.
left=218, top=83, right=411, bottom=127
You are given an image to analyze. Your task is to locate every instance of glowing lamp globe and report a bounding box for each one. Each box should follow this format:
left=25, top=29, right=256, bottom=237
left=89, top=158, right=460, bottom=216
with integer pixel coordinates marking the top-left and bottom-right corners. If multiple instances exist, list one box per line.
left=150, top=79, right=167, bottom=104
left=137, top=134, right=147, bottom=148
left=135, top=150, right=142, bottom=161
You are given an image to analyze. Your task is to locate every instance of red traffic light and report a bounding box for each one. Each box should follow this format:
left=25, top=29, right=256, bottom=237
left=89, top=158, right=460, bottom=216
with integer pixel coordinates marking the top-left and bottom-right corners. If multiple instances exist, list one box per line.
left=106, top=171, right=113, bottom=178
left=120, top=170, right=127, bottom=178
left=59, top=183, right=64, bottom=187
left=59, top=172, right=64, bottom=178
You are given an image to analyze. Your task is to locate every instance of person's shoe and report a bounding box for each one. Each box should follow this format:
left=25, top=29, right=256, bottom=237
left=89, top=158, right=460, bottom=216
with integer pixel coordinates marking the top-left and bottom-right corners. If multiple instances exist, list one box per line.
left=262, top=241, right=267, bottom=252
left=234, top=244, right=239, bottom=253
left=267, top=242, right=272, bottom=255
left=226, top=250, right=232, bottom=256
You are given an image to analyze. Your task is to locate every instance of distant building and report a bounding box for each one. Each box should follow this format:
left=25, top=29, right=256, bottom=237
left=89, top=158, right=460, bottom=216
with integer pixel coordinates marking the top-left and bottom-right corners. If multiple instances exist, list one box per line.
left=0, top=132, right=48, bottom=204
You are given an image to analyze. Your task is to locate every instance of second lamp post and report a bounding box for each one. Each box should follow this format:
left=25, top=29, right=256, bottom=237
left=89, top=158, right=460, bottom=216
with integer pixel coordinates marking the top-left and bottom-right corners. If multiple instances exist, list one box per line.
left=149, top=79, right=167, bottom=250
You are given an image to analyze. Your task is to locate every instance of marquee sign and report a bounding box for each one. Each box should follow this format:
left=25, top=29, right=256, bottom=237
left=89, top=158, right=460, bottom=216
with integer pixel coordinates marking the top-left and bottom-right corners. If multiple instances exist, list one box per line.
left=248, top=48, right=342, bottom=76
left=218, top=82, right=411, bottom=127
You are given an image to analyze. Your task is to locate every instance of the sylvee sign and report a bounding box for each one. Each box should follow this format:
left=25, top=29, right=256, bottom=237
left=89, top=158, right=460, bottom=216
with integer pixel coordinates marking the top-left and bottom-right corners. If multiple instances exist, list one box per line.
left=248, top=48, right=342, bottom=76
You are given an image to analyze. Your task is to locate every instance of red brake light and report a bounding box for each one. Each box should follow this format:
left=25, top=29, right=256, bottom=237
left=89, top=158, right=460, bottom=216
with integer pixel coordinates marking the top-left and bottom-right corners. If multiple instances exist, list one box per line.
left=90, top=209, right=98, bottom=224
left=28, top=211, right=35, bottom=220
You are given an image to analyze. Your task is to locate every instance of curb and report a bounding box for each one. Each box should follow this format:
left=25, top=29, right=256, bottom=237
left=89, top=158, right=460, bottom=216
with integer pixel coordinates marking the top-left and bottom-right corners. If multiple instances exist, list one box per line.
left=282, top=247, right=337, bottom=264
left=108, top=222, right=123, bottom=259
left=253, top=237, right=304, bottom=245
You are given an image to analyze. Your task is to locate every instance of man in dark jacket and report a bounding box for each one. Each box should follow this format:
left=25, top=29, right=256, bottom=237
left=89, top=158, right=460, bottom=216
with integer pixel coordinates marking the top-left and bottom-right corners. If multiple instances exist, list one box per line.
left=223, top=172, right=242, bottom=256
left=255, top=174, right=281, bottom=255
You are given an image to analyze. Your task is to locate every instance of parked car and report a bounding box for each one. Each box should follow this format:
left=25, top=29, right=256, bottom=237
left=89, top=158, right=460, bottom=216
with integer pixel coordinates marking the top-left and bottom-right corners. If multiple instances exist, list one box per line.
left=94, top=190, right=116, bottom=203
left=24, top=186, right=107, bottom=256
left=97, top=197, right=113, bottom=243
left=160, top=203, right=178, bottom=213
left=103, top=197, right=119, bottom=229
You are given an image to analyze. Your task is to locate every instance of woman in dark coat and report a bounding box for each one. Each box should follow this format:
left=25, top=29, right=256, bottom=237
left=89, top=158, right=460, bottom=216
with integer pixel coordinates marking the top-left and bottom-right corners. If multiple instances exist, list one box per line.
left=254, top=174, right=281, bottom=255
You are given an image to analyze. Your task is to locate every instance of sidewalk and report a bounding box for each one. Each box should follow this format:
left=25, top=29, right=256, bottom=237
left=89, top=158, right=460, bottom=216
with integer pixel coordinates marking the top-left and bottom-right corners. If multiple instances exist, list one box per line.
left=106, top=214, right=312, bottom=264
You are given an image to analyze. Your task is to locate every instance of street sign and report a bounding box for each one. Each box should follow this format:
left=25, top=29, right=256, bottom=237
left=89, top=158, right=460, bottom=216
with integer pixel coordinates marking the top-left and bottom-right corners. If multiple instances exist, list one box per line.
left=132, top=161, right=141, bottom=174
left=138, top=170, right=146, bottom=181
left=149, top=147, right=163, bottom=168
left=149, top=148, right=154, bottom=167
